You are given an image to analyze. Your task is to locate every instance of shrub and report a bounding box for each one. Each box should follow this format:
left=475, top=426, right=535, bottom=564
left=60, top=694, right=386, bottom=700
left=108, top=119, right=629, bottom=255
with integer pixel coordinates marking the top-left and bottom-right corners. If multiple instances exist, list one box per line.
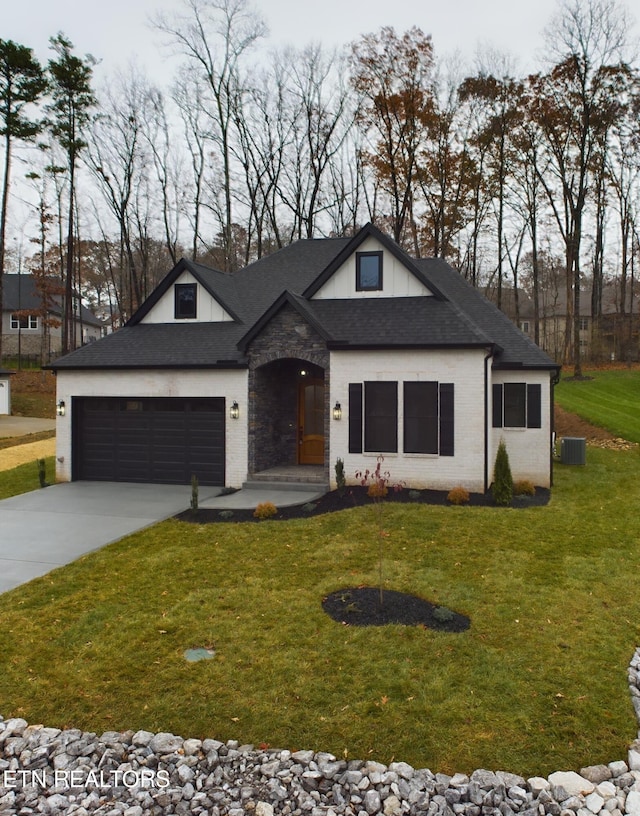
left=335, top=458, right=346, bottom=496
left=514, top=479, right=536, bottom=497
left=218, top=510, right=234, bottom=520
left=492, top=439, right=513, bottom=506
left=408, top=489, right=421, bottom=501
left=253, top=501, right=277, bottom=520
left=433, top=606, right=455, bottom=623
left=447, top=486, right=470, bottom=505
left=302, top=502, right=317, bottom=513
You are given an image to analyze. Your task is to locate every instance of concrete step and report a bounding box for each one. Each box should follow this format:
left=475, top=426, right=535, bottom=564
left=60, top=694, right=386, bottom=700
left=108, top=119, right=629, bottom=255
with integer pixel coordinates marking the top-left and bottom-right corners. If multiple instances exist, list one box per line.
left=242, top=480, right=329, bottom=492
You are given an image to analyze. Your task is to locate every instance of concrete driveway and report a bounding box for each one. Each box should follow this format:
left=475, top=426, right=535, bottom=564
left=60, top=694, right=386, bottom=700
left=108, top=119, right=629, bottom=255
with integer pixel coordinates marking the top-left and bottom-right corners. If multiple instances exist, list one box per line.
left=0, top=481, right=219, bottom=595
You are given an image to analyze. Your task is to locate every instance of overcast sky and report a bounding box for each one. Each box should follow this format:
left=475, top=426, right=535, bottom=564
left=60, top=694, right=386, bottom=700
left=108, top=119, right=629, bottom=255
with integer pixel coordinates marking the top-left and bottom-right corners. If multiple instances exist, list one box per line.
left=5, top=0, right=569, bottom=86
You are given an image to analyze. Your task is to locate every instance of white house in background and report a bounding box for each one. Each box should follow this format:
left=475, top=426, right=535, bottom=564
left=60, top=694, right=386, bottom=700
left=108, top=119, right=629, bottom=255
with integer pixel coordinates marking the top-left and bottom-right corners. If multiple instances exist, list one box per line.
left=48, top=224, right=560, bottom=493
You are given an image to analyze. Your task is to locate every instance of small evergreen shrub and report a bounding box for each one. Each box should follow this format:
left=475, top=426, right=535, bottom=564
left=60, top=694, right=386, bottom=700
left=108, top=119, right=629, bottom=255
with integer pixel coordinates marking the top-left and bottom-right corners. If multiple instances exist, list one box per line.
left=408, top=489, right=421, bottom=501
left=514, top=479, right=536, bottom=497
left=447, top=486, right=470, bottom=505
left=37, top=458, right=47, bottom=488
left=302, top=502, right=317, bottom=513
left=253, top=501, right=277, bottom=519
left=492, top=439, right=513, bottom=506
left=433, top=606, right=455, bottom=623
left=219, top=510, right=234, bottom=520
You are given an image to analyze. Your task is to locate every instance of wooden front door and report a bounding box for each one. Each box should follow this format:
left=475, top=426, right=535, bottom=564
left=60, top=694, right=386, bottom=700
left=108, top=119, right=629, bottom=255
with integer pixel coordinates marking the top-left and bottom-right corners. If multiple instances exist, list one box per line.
left=298, top=379, right=324, bottom=464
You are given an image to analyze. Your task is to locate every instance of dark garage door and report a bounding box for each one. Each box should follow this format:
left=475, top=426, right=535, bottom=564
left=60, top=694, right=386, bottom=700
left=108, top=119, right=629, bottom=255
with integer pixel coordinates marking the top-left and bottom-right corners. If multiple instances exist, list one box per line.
left=74, top=397, right=225, bottom=485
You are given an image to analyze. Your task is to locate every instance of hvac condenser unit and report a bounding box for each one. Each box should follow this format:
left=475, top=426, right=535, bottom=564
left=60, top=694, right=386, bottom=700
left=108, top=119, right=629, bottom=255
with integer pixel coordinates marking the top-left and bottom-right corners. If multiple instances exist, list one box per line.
left=560, top=436, right=586, bottom=465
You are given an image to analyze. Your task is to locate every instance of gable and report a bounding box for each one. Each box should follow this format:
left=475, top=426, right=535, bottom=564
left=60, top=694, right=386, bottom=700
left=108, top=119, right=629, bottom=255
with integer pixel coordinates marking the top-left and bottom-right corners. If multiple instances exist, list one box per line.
left=140, top=270, right=235, bottom=324
left=310, top=236, right=433, bottom=300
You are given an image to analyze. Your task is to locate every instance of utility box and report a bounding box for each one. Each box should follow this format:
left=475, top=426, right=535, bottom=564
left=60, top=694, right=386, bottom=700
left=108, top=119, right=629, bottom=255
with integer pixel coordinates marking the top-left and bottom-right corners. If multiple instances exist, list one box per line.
left=560, top=436, right=586, bottom=465
left=0, top=369, right=13, bottom=415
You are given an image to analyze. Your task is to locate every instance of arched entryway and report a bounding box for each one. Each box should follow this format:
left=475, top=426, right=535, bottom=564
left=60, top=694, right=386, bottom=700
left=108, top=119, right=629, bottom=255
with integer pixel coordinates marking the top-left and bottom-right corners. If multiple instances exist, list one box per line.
left=249, top=358, right=328, bottom=478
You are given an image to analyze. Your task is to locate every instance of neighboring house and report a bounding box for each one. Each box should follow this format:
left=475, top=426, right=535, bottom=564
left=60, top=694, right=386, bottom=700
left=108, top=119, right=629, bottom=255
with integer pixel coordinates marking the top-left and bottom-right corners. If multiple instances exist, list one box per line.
left=1, top=274, right=103, bottom=361
left=49, top=224, right=560, bottom=493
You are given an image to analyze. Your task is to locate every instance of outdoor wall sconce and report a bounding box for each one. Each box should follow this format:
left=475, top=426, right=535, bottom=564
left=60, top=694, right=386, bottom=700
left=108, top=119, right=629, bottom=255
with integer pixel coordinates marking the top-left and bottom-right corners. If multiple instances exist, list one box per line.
left=230, top=401, right=240, bottom=420
left=56, top=400, right=66, bottom=417
left=333, top=402, right=342, bottom=420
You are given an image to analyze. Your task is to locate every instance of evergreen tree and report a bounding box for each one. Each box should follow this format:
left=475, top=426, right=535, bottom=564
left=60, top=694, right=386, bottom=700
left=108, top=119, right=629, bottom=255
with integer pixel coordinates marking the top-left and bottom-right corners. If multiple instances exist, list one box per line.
left=46, top=33, right=96, bottom=354
left=492, top=438, right=513, bottom=506
left=0, top=39, right=46, bottom=358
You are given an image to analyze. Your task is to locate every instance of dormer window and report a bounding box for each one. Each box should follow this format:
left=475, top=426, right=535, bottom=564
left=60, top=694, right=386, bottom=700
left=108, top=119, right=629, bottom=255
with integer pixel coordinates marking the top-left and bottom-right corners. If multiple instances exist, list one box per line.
left=356, top=252, right=383, bottom=291
left=175, top=283, right=197, bottom=319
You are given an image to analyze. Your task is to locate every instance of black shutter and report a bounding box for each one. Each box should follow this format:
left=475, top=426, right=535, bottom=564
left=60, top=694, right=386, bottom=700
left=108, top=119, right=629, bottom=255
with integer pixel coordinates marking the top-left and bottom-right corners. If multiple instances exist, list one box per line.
left=527, top=384, right=542, bottom=428
left=439, top=383, right=454, bottom=456
left=492, top=384, right=503, bottom=428
left=364, top=381, right=398, bottom=452
left=404, top=381, right=438, bottom=453
left=348, top=383, right=363, bottom=453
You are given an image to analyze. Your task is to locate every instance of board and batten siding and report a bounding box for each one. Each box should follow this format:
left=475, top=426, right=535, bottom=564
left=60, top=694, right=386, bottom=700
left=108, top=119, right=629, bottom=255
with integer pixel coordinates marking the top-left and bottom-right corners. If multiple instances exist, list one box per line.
left=140, top=271, right=234, bottom=324
left=329, top=349, right=488, bottom=492
left=55, top=369, right=248, bottom=487
left=312, top=236, right=433, bottom=300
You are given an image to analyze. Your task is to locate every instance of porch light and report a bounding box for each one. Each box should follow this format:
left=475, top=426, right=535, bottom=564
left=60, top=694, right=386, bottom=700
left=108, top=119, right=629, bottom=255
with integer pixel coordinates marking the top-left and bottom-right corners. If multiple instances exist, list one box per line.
left=230, top=401, right=240, bottom=420
left=56, top=400, right=66, bottom=417
left=332, top=401, right=342, bottom=420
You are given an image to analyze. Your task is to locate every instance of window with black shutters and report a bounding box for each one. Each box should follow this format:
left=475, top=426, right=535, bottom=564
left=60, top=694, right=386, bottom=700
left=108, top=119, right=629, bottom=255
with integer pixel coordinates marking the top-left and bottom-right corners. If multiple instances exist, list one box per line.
left=364, top=381, right=397, bottom=452
left=493, top=382, right=542, bottom=429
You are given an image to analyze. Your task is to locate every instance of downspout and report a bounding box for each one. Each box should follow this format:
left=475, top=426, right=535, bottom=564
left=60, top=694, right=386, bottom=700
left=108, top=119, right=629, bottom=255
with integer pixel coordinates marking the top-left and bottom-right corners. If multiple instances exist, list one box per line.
left=550, top=368, right=561, bottom=487
left=484, top=348, right=494, bottom=493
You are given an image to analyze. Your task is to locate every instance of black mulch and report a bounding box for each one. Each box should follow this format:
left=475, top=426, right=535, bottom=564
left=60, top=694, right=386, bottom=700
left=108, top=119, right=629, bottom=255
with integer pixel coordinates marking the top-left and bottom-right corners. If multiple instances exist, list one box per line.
left=322, top=586, right=471, bottom=631
left=176, top=484, right=550, bottom=524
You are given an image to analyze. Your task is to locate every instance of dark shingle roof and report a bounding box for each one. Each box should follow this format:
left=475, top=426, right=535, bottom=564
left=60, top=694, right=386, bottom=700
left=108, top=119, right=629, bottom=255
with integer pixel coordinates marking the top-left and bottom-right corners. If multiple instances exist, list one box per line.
left=49, top=226, right=557, bottom=372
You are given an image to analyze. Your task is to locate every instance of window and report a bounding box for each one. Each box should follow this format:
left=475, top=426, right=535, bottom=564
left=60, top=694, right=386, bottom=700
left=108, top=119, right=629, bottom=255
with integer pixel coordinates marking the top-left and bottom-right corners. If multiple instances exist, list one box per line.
left=520, top=321, right=530, bottom=334
left=579, top=317, right=589, bottom=331
left=356, top=252, right=383, bottom=291
left=403, top=382, right=454, bottom=456
left=174, top=283, right=197, bottom=319
left=493, top=383, right=541, bottom=429
left=10, top=314, right=38, bottom=330
left=348, top=380, right=454, bottom=456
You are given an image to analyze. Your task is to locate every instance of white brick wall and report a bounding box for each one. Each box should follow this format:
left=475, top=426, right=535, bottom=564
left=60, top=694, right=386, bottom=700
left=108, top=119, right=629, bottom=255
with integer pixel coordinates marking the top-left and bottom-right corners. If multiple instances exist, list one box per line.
left=329, top=349, right=489, bottom=492
left=55, top=369, right=248, bottom=486
left=490, top=370, right=553, bottom=488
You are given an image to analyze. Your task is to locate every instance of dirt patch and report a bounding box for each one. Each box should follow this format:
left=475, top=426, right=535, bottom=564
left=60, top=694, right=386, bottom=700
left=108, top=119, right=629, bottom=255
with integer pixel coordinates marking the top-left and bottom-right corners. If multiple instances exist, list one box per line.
left=555, top=405, right=637, bottom=451
left=0, top=438, right=56, bottom=471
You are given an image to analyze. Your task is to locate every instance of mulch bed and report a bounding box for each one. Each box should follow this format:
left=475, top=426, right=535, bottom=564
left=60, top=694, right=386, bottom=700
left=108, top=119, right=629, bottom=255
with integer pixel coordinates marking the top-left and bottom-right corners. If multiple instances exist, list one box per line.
left=322, top=587, right=471, bottom=631
left=176, top=484, right=550, bottom=524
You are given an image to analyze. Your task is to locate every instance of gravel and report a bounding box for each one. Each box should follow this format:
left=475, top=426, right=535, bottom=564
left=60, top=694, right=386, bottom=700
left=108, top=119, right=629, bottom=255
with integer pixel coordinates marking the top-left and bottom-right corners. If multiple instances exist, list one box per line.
left=2, top=647, right=640, bottom=816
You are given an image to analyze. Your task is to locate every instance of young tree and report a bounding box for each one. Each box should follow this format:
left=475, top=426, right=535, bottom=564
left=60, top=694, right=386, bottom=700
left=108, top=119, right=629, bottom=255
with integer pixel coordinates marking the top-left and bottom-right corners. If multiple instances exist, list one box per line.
left=0, top=39, right=46, bottom=358
left=47, top=33, right=96, bottom=354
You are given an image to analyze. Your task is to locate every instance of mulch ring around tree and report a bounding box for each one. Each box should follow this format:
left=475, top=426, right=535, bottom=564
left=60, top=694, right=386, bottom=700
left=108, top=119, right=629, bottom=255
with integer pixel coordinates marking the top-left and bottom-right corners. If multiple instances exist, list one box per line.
left=322, top=587, right=471, bottom=631
left=176, top=484, right=550, bottom=524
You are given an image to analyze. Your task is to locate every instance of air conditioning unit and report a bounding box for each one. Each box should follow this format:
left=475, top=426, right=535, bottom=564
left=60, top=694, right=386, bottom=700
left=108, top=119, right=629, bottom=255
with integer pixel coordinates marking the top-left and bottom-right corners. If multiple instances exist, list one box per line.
left=560, top=436, right=586, bottom=465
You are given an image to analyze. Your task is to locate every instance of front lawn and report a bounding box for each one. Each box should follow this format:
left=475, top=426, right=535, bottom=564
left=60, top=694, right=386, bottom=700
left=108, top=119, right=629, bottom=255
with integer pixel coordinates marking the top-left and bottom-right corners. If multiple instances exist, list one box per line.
left=556, top=366, right=640, bottom=442
left=0, top=447, right=638, bottom=777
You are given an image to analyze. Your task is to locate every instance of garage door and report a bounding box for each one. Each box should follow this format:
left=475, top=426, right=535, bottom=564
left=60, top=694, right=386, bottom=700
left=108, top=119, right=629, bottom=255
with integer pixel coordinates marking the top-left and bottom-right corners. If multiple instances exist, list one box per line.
left=74, top=397, right=225, bottom=485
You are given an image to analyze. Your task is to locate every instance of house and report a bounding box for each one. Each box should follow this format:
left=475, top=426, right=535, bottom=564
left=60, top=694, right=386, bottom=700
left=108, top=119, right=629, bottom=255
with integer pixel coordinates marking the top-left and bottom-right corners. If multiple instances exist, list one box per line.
left=2, top=274, right=103, bottom=362
left=48, top=224, right=560, bottom=493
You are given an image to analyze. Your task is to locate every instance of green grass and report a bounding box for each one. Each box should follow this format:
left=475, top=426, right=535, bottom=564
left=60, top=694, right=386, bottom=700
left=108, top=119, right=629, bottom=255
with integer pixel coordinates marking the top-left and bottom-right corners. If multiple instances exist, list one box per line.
left=0, top=447, right=639, bottom=777
left=0, top=456, right=54, bottom=499
left=556, top=367, right=640, bottom=442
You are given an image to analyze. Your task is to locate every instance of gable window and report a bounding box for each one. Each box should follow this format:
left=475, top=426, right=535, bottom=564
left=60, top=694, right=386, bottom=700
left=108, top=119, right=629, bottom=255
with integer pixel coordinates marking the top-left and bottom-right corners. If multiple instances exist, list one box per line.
left=11, top=314, right=38, bottom=330
left=492, top=383, right=541, bottom=429
left=404, top=382, right=455, bottom=456
left=174, top=283, right=197, bottom=319
left=356, top=251, right=383, bottom=291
